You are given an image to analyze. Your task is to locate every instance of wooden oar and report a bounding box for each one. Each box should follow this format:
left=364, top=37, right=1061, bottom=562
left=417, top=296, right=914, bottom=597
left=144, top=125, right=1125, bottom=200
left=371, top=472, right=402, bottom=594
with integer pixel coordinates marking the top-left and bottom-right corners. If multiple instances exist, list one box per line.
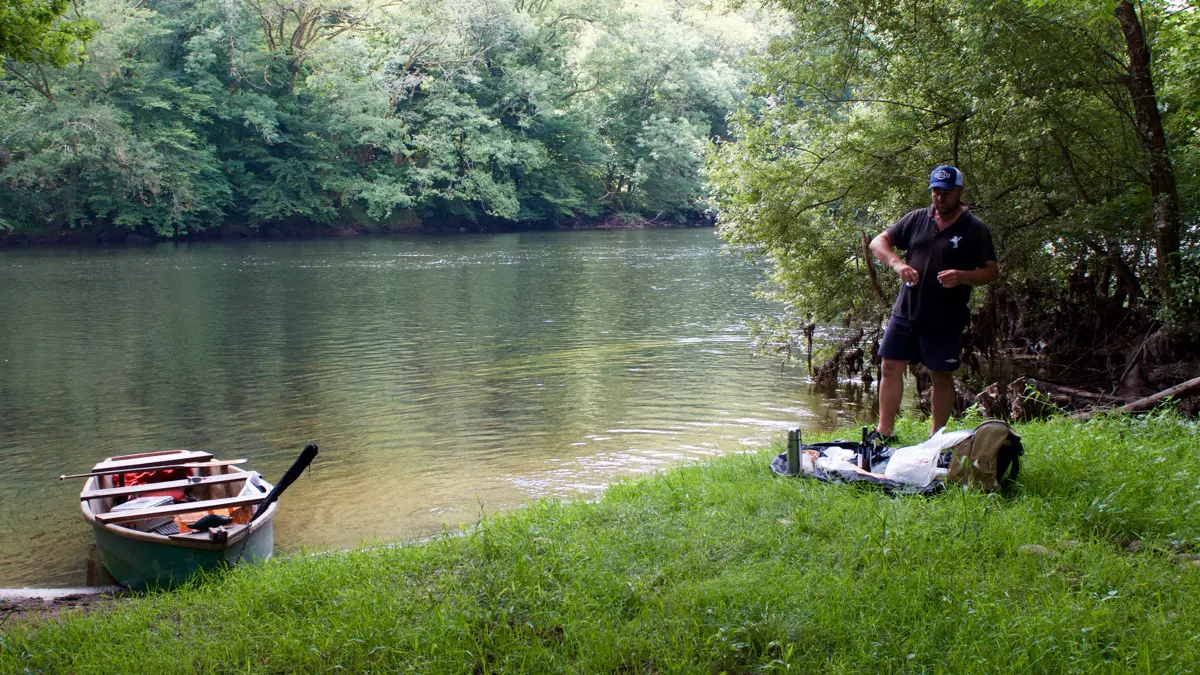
left=59, top=459, right=248, bottom=481
left=252, top=443, right=318, bottom=521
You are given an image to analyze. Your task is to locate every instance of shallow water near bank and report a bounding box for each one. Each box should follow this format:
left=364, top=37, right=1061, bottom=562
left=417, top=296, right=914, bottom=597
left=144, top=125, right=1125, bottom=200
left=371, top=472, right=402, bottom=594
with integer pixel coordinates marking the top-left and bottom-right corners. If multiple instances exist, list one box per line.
left=0, top=228, right=864, bottom=586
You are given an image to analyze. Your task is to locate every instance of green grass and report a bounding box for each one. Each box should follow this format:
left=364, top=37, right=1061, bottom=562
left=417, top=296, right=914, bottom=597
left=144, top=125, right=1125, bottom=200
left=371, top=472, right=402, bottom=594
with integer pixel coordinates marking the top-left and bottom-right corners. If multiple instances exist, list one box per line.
left=3, top=413, right=1199, bottom=674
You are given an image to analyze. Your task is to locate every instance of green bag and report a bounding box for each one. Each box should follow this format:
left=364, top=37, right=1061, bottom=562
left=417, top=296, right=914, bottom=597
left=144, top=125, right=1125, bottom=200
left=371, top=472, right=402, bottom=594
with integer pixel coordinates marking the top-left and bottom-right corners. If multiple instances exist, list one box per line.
left=947, top=420, right=1024, bottom=491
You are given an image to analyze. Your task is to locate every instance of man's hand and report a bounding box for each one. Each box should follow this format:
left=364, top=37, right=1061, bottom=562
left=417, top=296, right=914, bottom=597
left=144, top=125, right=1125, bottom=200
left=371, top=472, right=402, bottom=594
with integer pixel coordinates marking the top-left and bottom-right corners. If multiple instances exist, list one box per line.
left=937, top=269, right=962, bottom=288
left=893, top=262, right=919, bottom=285
left=938, top=262, right=999, bottom=288
left=870, top=231, right=916, bottom=284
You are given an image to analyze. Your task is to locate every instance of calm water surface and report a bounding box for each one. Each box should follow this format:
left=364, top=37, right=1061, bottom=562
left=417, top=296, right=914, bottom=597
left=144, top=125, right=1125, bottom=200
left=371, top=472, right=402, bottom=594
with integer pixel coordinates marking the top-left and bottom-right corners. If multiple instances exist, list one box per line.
left=0, top=229, right=863, bottom=586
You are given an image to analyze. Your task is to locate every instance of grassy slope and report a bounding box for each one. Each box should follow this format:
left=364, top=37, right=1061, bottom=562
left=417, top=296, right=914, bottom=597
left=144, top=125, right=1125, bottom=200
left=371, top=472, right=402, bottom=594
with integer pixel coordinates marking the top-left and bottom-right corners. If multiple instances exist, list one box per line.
left=2, top=414, right=1199, bottom=674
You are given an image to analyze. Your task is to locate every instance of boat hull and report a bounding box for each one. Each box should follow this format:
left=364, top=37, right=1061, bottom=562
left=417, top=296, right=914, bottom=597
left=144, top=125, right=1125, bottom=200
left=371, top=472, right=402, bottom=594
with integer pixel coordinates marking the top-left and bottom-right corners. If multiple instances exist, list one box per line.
left=90, top=518, right=274, bottom=591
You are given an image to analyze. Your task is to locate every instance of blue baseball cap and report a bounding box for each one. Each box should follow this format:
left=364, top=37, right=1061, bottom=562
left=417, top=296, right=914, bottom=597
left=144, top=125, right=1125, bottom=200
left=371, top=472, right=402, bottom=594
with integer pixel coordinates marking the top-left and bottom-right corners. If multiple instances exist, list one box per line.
left=929, top=166, right=964, bottom=190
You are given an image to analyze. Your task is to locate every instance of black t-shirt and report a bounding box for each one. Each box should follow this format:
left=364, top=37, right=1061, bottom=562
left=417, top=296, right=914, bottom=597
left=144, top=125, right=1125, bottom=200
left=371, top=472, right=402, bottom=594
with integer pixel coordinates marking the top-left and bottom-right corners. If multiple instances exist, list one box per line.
left=885, top=206, right=996, bottom=330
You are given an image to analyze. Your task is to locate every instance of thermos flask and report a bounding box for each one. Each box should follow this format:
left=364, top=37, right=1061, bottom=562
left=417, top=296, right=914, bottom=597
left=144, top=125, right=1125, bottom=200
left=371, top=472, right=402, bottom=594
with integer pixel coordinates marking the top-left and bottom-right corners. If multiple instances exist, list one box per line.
left=787, top=428, right=801, bottom=475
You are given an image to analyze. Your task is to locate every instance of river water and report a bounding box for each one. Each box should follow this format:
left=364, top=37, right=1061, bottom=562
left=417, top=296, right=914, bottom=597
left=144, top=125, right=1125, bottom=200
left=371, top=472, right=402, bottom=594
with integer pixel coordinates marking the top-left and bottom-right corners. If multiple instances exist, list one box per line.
left=0, top=228, right=865, bottom=587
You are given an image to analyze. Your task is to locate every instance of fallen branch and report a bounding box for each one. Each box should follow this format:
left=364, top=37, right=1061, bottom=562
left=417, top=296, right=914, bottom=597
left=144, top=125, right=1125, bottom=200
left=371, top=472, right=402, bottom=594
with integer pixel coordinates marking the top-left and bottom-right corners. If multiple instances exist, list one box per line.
left=1072, top=375, right=1200, bottom=421
left=1008, top=377, right=1070, bottom=421
left=1006, top=377, right=1131, bottom=421
left=1026, top=378, right=1119, bottom=403
left=1119, top=325, right=1156, bottom=384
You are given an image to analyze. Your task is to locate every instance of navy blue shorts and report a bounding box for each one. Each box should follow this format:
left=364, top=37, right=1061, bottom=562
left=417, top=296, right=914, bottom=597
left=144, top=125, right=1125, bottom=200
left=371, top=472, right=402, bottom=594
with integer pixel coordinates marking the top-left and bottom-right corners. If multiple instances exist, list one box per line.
left=878, top=315, right=964, bottom=372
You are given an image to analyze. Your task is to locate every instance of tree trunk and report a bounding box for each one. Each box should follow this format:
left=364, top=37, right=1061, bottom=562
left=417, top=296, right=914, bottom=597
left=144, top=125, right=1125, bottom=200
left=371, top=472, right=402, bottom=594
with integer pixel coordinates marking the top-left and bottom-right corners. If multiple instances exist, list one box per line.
left=861, top=231, right=889, bottom=310
left=1114, top=1, right=1182, bottom=302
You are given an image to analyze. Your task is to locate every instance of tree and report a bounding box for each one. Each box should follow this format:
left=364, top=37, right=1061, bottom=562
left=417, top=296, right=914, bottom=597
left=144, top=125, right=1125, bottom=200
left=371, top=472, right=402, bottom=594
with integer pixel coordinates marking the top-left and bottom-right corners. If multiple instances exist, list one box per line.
left=1, top=0, right=769, bottom=238
left=709, top=0, right=1198, bottom=337
left=1, top=0, right=230, bottom=236
left=244, top=0, right=399, bottom=92
left=1114, top=0, right=1183, bottom=301
left=569, top=0, right=768, bottom=220
left=0, top=0, right=96, bottom=98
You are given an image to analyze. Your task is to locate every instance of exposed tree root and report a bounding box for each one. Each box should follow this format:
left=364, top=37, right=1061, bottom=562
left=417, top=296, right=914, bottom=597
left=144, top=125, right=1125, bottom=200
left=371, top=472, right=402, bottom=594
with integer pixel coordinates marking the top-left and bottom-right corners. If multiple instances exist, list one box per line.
left=803, top=270, right=1199, bottom=421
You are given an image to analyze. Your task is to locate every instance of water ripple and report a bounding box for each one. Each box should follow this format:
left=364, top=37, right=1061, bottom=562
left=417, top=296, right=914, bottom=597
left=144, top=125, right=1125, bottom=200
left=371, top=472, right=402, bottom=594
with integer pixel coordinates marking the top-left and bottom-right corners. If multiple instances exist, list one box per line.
left=0, top=230, right=864, bottom=586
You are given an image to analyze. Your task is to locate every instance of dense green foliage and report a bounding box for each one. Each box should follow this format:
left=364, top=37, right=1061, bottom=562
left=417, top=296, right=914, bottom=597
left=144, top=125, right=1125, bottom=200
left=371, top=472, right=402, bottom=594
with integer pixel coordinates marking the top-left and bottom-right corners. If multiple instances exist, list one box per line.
left=2, top=414, right=1199, bottom=672
left=0, top=0, right=96, bottom=78
left=0, top=0, right=771, bottom=237
left=709, top=0, right=1200, bottom=328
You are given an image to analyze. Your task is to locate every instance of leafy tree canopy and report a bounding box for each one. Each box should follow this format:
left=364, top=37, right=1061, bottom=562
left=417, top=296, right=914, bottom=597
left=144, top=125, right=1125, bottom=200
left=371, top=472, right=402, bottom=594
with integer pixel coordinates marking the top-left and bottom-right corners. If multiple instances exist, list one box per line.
left=0, top=0, right=774, bottom=238
left=708, top=0, right=1200, bottom=334
left=0, top=0, right=96, bottom=76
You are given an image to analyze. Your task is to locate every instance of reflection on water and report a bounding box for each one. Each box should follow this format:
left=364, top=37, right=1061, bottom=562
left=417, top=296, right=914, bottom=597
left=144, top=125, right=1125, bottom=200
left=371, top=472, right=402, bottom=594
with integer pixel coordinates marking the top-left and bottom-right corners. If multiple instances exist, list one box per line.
left=0, top=229, right=863, bottom=587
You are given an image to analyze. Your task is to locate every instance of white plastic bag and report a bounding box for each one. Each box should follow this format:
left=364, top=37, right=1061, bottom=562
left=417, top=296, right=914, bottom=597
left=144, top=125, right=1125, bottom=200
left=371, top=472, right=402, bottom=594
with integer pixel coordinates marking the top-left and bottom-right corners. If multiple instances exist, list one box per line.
left=883, top=429, right=972, bottom=486
left=815, top=446, right=860, bottom=473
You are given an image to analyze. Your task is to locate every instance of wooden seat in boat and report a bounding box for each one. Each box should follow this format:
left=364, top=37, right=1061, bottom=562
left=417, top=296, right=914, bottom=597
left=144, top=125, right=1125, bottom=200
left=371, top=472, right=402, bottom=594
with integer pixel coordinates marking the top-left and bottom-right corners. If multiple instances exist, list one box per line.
left=80, top=473, right=252, bottom=501
left=95, top=495, right=266, bottom=525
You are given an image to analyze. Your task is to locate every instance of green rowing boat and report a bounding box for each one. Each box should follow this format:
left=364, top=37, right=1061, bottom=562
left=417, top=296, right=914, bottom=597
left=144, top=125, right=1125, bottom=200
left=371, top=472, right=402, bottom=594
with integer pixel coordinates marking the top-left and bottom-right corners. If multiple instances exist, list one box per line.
left=79, top=450, right=277, bottom=591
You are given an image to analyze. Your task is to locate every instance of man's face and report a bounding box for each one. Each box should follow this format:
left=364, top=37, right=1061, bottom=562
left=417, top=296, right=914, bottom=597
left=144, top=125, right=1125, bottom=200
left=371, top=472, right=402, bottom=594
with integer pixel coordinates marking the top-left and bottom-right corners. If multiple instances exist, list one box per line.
left=931, top=186, right=963, bottom=215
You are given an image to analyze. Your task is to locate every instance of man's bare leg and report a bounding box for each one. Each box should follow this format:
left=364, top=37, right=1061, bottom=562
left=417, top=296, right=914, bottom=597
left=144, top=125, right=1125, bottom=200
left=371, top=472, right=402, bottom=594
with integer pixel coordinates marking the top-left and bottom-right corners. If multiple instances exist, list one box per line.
left=877, top=358, right=908, bottom=436
left=929, top=370, right=955, bottom=434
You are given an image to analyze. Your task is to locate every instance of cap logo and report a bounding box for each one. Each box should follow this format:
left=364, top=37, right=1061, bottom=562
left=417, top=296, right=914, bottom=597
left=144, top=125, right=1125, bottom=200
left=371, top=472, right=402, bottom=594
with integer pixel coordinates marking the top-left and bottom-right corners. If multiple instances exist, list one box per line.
left=934, top=169, right=952, bottom=181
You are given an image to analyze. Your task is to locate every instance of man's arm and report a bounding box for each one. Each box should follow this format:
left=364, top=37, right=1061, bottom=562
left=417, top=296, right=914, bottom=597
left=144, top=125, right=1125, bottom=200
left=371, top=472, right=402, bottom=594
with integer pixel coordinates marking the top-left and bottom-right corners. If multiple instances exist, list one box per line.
left=936, top=260, right=999, bottom=288
left=869, top=231, right=919, bottom=285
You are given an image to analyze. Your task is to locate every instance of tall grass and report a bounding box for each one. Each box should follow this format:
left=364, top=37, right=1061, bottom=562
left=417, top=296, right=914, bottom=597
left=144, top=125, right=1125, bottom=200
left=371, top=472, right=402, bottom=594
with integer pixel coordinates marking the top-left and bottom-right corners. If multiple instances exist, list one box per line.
left=3, top=413, right=1198, bottom=673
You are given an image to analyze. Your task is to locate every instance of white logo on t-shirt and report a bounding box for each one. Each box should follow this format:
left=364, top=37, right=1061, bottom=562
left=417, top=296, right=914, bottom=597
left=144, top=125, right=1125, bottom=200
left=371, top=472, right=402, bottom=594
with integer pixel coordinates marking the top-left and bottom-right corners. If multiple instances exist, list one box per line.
left=950, top=236, right=962, bottom=249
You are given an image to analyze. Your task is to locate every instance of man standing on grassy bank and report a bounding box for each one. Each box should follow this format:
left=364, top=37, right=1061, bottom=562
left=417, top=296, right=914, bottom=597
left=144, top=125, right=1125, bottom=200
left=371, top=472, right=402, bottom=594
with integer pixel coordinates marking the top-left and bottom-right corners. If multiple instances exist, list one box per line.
left=868, top=166, right=999, bottom=443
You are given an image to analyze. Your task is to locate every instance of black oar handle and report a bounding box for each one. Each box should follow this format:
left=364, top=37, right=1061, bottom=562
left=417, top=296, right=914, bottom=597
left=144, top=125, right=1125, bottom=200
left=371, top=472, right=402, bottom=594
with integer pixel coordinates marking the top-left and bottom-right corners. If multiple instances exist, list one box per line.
left=253, top=443, right=318, bottom=521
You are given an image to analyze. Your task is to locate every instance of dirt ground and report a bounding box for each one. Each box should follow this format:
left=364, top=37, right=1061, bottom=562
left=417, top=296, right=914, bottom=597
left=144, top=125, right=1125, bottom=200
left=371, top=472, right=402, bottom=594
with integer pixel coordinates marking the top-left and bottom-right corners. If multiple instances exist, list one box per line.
left=0, top=588, right=128, bottom=628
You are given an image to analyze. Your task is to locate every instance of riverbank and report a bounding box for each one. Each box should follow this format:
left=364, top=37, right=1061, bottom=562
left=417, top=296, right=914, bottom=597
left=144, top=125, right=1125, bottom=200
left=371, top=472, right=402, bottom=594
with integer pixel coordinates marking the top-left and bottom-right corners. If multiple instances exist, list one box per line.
left=0, top=214, right=713, bottom=249
left=3, top=413, right=1198, bottom=673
